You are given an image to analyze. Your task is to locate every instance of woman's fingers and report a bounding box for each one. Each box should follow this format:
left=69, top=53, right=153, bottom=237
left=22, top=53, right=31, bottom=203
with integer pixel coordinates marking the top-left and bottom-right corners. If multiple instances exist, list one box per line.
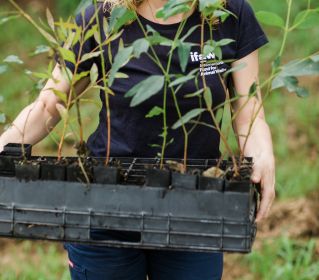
left=252, top=158, right=275, bottom=223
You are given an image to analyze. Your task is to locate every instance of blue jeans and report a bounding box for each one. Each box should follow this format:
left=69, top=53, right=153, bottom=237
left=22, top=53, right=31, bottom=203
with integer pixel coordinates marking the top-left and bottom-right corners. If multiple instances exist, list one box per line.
left=65, top=234, right=223, bottom=280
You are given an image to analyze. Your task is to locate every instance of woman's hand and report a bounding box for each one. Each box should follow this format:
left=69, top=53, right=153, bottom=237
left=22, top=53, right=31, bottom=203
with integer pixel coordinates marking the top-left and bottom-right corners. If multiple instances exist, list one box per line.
left=231, top=50, right=276, bottom=223
left=239, top=119, right=276, bottom=223
left=251, top=150, right=275, bottom=223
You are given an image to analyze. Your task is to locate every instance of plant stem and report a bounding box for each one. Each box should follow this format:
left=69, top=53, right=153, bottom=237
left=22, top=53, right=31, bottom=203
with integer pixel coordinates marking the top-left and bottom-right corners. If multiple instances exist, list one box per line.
left=199, top=16, right=238, bottom=172
left=135, top=10, right=192, bottom=171
left=93, top=0, right=111, bottom=166
left=279, top=0, right=292, bottom=57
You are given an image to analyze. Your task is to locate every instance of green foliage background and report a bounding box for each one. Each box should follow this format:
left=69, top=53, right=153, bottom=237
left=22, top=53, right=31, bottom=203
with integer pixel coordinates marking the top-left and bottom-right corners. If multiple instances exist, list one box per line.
left=0, top=0, right=318, bottom=279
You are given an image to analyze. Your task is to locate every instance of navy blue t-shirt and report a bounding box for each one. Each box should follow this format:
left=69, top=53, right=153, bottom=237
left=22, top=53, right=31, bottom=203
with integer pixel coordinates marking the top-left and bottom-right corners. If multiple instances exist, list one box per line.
left=66, top=0, right=268, bottom=159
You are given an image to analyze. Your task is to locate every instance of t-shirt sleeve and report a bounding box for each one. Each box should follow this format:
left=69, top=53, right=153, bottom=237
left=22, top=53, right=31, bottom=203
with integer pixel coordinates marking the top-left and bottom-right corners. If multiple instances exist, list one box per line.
left=57, top=5, right=99, bottom=73
left=235, top=0, right=268, bottom=59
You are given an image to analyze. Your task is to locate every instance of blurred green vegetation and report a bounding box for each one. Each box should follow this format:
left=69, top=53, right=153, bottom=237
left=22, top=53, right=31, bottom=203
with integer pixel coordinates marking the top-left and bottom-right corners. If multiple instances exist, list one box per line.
left=0, top=240, right=69, bottom=280
left=245, top=237, right=319, bottom=280
left=0, top=0, right=318, bottom=279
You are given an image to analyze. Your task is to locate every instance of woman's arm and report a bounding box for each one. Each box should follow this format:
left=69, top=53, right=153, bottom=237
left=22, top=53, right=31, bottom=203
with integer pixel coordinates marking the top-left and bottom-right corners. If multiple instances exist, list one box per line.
left=231, top=50, right=275, bottom=223
left=0, top=64, right=89, bottom=152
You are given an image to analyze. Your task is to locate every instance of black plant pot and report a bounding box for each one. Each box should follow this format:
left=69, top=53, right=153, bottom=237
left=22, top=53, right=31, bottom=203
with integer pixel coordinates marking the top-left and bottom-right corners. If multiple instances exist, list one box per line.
left=93, top=165, right=121, bottom=184
left=224, top=180, right=251, bottom=193
left=145, top=168, right=171, bottom=188
left=171, top=172, right=198, bottom=190
left=67, top=163, right=92, bottom=183
left=0, top=155, right=16, bottom=176
left=4, top=143, right=32, bottom=158
left=40, top=162, right=66, bottom=181
left=198, top=176, right=224, bottom=191
left=15, top=163, right=40, bottom=181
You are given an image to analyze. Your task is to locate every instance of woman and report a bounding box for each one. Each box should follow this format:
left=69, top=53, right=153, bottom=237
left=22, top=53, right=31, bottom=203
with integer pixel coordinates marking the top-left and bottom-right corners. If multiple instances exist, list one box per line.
left=0, top=0, right=275, bottom=279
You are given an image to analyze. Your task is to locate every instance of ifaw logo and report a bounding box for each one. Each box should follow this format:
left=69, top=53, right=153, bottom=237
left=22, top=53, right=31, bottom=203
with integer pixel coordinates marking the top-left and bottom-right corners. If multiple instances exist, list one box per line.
left=190, top=51, right=216, bottom=62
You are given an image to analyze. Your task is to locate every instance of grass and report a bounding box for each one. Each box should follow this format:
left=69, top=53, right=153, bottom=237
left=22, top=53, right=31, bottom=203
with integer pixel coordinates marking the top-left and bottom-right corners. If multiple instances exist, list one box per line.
left=244, top=237, right=319, bottom=280
left=0, top=240, right=69, bottom=280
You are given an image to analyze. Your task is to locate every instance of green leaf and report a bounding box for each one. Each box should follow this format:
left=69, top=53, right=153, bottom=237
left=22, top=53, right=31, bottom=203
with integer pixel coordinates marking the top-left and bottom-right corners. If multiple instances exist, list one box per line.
left=272, top=75, right=309, bottom=98
left=109, top=46, right=133, bottom=86
left=156, top=0, right=191, bottom=20
left=75, top=71, right=90, bottom=83
left=108, top=6, right=136, bottom=33
left=279, top=59, right=319, bottom=77
left=215, top=107, right=224, bottom=123
left=204, top=87, right=212, bottom=108
left=32, top=72, right=51, bottom=79
left=203, top=44, right=215, bottom=58
left=256, top=11, right=285, bottom=28
left=215, top=38, right=235, bottom=47
left=295, top=87, right=309, bottom=98
left=46, top=8, right=55, bottom=31
left=146, top=26, right=173, bottom=46
left=0, top=113, right=6, bottom=124
left=37, top=25, right=57, bottom=45
left=0, top=15, right=20, bottom=25
left=249, top=82, right=257, bottom=97
left=214, top=47, right=222, bottom=60
left=58, top=47, right=76, bottom=65
left=84, top=24, right=98, bottom=42
left=181, top=25, right=200, bottom=41
left=0, top=64, right=8, bottom=74
left=145, top=106, right=163, bottom=118
left=3, top=55, right=23, bottom=64
left=53, top=89, right=67, bottom=104
left=283, top=76, right=309, bottom=98
left=132, top=38, right=149, bottom=58
left=214, top=10, right=231, bottom=22
left=184, top=88, right=205, bottom=98
left=199, top=0, right=223, bottom=17
left=72, top=28, right=82, bottom=46
left=125, top=75, right=164, bottom=107
left=80, top=50, right=104, bottom=63
left=293, top=10, right=319, bottom=30
left=169, top=74, right=194, bottom=87
left=172, top=108, right=206, bottom=129
left=178, top=42, right=192, bottom=72
left=31, top=45, right=51, bottom=56
left=90, top=63, right=98, bottom=84
left=115, top=72, right=129, bottom=79
left=80, top=98, right=102, bottom=109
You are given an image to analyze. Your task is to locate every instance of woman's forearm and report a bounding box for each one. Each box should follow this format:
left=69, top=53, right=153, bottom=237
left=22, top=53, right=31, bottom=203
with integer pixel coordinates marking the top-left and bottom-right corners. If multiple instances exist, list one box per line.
left=235, top=117, right=274, bottom=158
left=0, top=99, right=61, bottom=152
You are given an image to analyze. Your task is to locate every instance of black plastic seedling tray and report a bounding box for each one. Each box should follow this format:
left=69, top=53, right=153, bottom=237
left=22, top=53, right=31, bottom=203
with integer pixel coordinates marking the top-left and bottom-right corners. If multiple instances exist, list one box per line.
left=0, top=147, right=258, bottom=253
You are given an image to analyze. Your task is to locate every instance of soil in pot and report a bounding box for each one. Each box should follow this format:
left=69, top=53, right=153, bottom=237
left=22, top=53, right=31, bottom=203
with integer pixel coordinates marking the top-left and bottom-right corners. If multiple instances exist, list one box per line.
left=40, top=158, right=66, bottom=181
left=66, top=158, right=93, bottom=183
left=145, top=168, right=171, bottom=188
left=165, top=160, right=198, bottom=190
left=198, top=165, right=225, bottom=191
left=15, top=161, right=40, bottom=181
left=224, top=158, right=254, bottom=192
